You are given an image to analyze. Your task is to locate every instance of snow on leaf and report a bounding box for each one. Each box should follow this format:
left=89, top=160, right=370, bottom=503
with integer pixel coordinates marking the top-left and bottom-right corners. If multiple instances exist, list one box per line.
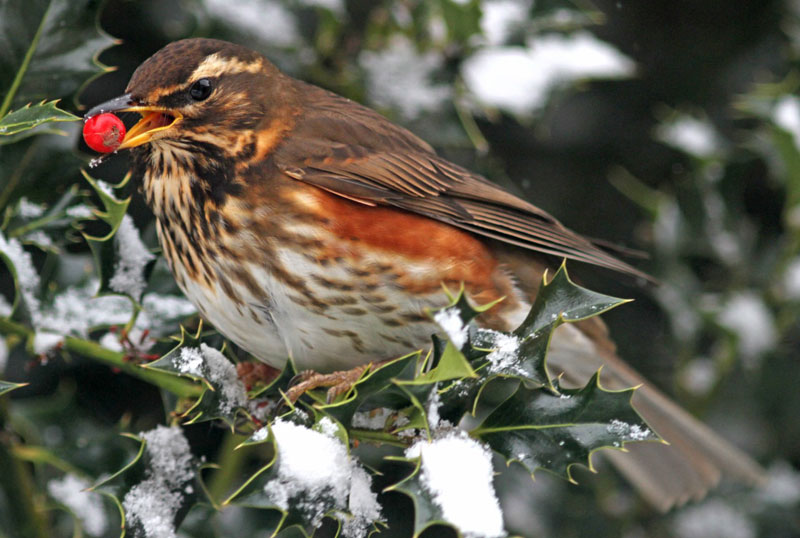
left=229, top=418, right=383, bottom=538
left=108, top=215, right=156, bottom=300
left=390, top=432, right=506, bottom=538
left=108, top=425, right=199, bottom=538
left=0, top=229, right=42, bottom=325
left=146, top=327, right=244, bottom=427
left=47, top=473, right=108, bottom=537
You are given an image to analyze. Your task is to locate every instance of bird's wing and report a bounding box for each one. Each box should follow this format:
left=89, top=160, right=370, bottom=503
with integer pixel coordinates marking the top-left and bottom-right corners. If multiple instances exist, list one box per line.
left=274, top=84, right=651, bottom=282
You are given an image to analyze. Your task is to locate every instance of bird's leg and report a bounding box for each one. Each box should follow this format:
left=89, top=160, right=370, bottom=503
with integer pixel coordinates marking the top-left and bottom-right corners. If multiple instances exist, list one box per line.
left=285, top=360, right=390, bottom=404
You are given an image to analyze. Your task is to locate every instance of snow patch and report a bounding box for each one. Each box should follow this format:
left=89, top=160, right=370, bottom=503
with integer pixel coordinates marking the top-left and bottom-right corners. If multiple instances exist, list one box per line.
left=18, top=198, right=45, bottom=218
left=204, top=0, right=300, bottom=47
left=406, top=433, right=505, bottom=537
left=176, top=344, right=246, bottom=415
left=32, top=331, right=64, bottom=356
left=0, top=230, right=41, bottom=325
left=47, top=474, right=108, bottom=536
left=717, top=292, right=776, bottom=365
left=462, top=32, right=634, bottom=115
left=672, top=499, right=755, bottom=538
left=109, top=215, right=155, bottom=300
left=485, top=332, right=522, bottom=374
left=656, top=115, right=721, bottom=157
left=782, top=257, right=800, bottom=299
left=773, top=95, right=800, bottom=151
left=360, top=36, right=451, bottom=119
left=434, top=307, right=468, bottom=349
left=122, top=425, right=194, bottom=538
left=262, top=420, right=382, bottom=537
left=480, top=0, right=532, bottom=45
left=606, top=419, right=652, bottom=442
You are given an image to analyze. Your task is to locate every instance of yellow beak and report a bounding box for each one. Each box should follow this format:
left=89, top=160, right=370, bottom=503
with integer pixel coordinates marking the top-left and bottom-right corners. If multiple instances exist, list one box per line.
left=85, top=94, right=182, bottom=149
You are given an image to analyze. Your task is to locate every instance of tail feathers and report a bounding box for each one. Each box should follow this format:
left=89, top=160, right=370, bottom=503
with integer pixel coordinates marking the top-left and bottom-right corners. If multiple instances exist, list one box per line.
left=547, top=321, right=764, bottom=511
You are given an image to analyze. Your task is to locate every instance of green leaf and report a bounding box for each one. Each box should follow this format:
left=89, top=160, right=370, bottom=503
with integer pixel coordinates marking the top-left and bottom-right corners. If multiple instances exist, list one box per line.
left=145, top=325, right=244, bottom=428
left=228, top=414, right=380, bottom=538
left=515, top=263, right=630, bottom=339
left=0, top=0, right=114, bottom=116
left=0, top=100, right=78, bottom=137
left=0, top=380, right=28, bottom=396
left=318, top=352, right=419, bottom=429
left=94, top=426, right=202, bottom=538
left=472, top=372, right=660, bottom=482
left=383, top=457, right=452, bottom=538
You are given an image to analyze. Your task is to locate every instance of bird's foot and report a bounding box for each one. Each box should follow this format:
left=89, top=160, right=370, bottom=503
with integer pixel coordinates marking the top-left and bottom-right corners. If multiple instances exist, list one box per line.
left=286, top=361, right=388, bottom=404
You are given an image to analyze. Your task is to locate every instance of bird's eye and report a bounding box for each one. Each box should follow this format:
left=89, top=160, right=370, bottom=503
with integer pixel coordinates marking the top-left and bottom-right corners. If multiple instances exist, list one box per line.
left=189, top=78, right=213, bottom=101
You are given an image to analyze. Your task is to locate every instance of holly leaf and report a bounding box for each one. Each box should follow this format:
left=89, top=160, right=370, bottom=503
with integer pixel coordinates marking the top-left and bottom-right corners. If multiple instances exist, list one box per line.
left=383, top=457, right=454, bottom=538
left=0, top=0, right=114, bottom=114
left=318, top=352, right=420, bottom=429
left=93, top=426, right=202, bottom=538
left=0, top=100, right=78, bottom=137
left=0, top=380, right=28, bottom=396
left=472, top=372, right=660, bottom=482
left=515, top=262, right=630, bottom=339
left=80, top=171, right=159, bottom=300
left=228, top=414, right=381, bottom=538
left=145, top=325, right=246, bottom=428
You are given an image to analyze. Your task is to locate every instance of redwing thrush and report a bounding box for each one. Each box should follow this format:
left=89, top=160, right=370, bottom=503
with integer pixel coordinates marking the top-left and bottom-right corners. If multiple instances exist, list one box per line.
left=86, top=38, right=762, bottom=510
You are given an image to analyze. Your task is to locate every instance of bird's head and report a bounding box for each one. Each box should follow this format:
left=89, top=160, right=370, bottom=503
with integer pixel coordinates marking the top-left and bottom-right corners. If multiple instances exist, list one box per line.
left=85, top=38, right=293, bottom=153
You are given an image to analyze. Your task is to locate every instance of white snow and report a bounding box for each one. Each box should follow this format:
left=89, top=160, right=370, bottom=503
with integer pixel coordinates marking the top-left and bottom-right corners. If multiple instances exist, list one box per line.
left=406, top=433, right=505, bottom=538
left=175, top=344, right=246, bottom=415
left=717, top=292, right=776, bottom=364
left=426, top=388, right=442, bottom=430
left=204, top=0, right=300, bottom=47
left=462, top=31, right=634, bottom=115
left=679, top=358, right=717, bottom=396
left=263, top=420, right=381, bottom=537
left=360, top=36, right=451, bottom=119
left=656, top=115, right=721, bottom=157
left=24, top=231, right=54, bottom=249
left=0, top=230, right=42, bottom=325
left=773, top=95, right=800, bottom=151
left=317, top=416, right=339, bottom=437
left=758, top=461, right=800, bottom=506
left=109, top=215, right=155, bottom=300
left=0, top=336, right=7, bottom=374
left=32, top=331, right=64, bottom=356
left=47, top=474, right=108, bottom=537
left=434, top=307, right=468, bottom=349
left=122, top=425, right=194, bottom=538
left=0, top=294, right=11, bottom=317
left=18, top=198, right=45, bottom=218
left=66, top=204, right=94, bottom=219
left=606, top=419, right=651, bottom=442
left=782, top=257, right=800, bottom=299
left=480, top=0, right=532, bottom=45
left=485, top=332, right=522, bottom=374
left=672, top=499, right=755, bottom=538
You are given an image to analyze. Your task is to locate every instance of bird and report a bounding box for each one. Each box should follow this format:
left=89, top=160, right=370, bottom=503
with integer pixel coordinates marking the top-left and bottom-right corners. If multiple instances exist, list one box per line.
left=86, top=38, right=763, bottom=511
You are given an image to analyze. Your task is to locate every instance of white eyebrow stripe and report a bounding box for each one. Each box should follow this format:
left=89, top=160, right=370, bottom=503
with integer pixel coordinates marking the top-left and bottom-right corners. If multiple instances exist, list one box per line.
left=191, top=53, right=264, bottom=81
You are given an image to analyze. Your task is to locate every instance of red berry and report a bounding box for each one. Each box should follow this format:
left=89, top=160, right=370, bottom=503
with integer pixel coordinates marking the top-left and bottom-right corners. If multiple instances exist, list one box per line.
left=83, top=113, right=126, bottom=153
